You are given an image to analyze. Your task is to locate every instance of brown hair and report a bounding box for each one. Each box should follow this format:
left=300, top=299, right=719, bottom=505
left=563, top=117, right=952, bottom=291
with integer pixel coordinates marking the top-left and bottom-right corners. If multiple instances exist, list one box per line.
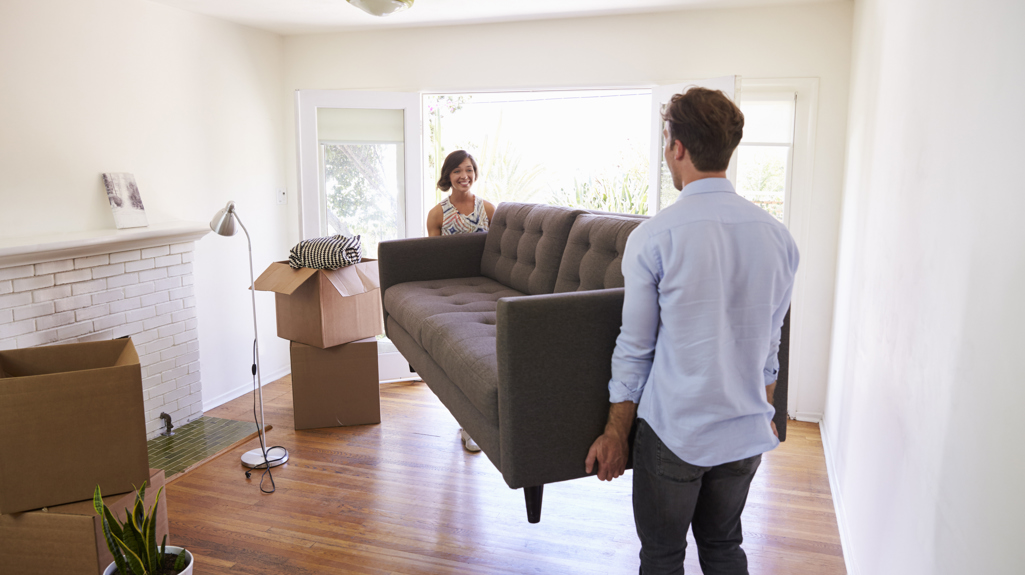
left=436, top=150, right=478, bottom=191
left=661, top=87, right=744, bottom=172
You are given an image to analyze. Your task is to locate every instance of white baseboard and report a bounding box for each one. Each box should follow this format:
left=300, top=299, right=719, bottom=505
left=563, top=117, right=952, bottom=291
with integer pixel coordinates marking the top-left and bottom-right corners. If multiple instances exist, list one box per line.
left=819, top=419, right=858, bottom=575
left=202, top=364, right=292, bottom=412
left=202, top=351, right=420, bottom=412
left=378, top=350, right=415, bottom=381
left=793, top=411, right=823, bottom=423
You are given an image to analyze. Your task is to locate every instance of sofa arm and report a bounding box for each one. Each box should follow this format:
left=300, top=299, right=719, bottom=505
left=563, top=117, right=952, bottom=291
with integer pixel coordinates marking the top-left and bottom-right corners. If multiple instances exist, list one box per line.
left=495, top=288, right=624, bottom=489
left=378, top=233, right=487, bottom=293
left=378, top=234, right=488, bottom=329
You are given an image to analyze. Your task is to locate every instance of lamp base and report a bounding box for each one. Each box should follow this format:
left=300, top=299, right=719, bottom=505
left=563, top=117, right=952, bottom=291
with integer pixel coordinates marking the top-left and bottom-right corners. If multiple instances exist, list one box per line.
left=241, top=446, right=289, bottom=468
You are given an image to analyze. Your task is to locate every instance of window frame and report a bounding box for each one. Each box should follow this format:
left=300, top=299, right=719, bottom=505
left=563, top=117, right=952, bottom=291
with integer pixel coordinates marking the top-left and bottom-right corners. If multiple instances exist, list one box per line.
left=735, top=90, right=797, bottom=227
left=740, top=78, right=820, bottom=421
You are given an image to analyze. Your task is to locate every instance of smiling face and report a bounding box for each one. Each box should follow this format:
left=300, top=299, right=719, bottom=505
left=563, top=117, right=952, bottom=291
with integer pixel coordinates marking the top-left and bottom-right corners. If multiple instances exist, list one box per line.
left=449, top=158, right=476, bottom=194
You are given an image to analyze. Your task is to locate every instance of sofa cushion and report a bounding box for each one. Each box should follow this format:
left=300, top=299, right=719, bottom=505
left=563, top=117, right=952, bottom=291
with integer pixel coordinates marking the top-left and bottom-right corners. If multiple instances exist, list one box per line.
left=383, top=277, right=525, bottom=420
left=481, top=202, right=584, bottom=295
left=554, top=214, right=643, bottom=292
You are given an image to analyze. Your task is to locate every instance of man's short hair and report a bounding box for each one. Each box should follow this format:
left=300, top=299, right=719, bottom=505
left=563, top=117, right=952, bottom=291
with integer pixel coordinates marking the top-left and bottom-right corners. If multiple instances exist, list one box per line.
left=662, top=87, right=745, bottom=172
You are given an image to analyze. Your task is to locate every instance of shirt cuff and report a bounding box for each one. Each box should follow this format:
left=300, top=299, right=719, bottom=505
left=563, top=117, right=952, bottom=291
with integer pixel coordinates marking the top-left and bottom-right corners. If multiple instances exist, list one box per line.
left=608, top=378, right=644, bottom=404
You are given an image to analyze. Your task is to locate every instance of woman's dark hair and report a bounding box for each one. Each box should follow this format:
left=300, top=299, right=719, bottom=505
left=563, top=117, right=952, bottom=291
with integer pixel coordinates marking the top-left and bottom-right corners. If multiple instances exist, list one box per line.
left=662, top=87, right=744, bottom=172
left=436, top=150, right=478, bottom=191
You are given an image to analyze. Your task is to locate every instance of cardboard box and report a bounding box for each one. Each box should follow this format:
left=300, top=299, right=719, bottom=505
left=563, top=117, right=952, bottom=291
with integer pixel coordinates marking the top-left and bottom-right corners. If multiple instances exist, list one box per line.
left=0, top=468, right=168, bottom=575
left=290, top=338, right=381, bottom=430
left=0, top=339, right=150, bottom=514
left=255, top=260, right=385, bottom=349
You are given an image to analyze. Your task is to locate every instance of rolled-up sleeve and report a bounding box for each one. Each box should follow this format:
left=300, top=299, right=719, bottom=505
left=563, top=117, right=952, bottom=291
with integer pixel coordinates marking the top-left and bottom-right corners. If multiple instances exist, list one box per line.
left=608, top=227, right=662, bottom=403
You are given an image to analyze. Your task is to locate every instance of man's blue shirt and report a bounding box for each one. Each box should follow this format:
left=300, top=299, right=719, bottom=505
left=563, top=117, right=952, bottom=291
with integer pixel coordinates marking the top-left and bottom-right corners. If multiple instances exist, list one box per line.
left=608, top=178, right=799, bottom=467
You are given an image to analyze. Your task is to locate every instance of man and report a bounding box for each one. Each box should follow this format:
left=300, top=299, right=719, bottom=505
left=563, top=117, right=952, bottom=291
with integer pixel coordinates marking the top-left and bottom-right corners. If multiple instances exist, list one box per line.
left=585, top=87, right=799, bottom=575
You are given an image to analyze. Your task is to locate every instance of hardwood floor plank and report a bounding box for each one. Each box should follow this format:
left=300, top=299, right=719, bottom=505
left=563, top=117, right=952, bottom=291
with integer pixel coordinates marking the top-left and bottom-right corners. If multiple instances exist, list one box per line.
left=166, top=377, right=845, bottom=574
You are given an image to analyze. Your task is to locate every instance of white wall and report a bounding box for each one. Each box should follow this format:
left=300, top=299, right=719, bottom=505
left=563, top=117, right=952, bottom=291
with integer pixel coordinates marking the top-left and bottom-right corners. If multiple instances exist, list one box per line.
left=824, top=0, right=1025, bottom=572
left=0, top=0, right=292, bottom=410
left=282, top=2, right=854, bottom=420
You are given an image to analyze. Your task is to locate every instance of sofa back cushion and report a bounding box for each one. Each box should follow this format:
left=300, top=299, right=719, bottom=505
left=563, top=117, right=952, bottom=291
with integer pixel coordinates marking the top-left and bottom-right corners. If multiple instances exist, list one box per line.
left=554, top=213, right=645, bottom=292
left=482, top=203, right=584, bottom=295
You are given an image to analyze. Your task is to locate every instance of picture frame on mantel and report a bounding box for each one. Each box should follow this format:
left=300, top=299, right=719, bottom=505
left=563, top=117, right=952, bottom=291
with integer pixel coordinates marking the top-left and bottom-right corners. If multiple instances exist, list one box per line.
left=102, top=172, right=148, bottom=229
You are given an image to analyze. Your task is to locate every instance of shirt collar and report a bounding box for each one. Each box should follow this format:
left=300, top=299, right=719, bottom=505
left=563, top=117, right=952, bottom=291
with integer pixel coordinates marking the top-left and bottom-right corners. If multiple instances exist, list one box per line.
left=676, top=177, right=736, bottom=202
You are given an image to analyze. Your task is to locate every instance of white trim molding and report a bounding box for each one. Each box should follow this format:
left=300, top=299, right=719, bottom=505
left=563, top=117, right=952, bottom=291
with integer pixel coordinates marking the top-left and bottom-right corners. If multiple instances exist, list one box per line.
left=203, top=363, right=293, bottom=412
left=819, top=419, right=858, bottom=575
left=740, top=78, right=821, bottom=422
left=793, top=411, right=823, bottom=423
left=0, top=221, right=210, bottom=269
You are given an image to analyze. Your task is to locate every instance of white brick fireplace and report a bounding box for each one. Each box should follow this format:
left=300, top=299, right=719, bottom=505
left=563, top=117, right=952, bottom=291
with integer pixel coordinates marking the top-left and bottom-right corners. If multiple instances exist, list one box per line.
left=0, top=223, right=210, bottom=439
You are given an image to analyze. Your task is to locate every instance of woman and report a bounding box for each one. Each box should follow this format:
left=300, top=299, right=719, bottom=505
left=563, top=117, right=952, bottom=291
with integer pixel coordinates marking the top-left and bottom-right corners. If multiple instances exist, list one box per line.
left=425, top=150, right=495, bottom=453
left=426, top=150, right=496, bottom=237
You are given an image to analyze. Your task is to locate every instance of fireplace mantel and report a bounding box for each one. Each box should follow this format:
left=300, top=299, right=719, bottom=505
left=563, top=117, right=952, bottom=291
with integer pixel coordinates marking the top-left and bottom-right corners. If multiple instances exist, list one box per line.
left=0, top=220, right=211, bottom=439
left=0, top=221, right=210, bottom=269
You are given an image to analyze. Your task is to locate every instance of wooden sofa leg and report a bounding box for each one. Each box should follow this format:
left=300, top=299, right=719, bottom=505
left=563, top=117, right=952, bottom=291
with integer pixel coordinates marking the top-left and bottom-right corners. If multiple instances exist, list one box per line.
left=524, top=485, right=544, bottom=523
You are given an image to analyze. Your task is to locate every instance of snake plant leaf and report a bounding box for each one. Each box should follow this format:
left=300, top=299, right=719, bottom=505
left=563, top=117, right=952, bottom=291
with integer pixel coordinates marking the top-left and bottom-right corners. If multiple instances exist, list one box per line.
left=174, top=548, right=188, bottom=571
left=143, top=488, right=163, bottom=572
left=119, top=539, right=146, bottom=575
left=95, top=481, right=184, bottom=575
left=106, top=529, right=144, bottom=575
left=95, top=487, right=130, bottom=575
left=102, top=506, right=124, bottom=543
left=93, top=486, right=125, bottom=542
left=127, top=493, right=156, bottom=571
left=132, top=493, right=145, bottom=532
left=122, top=514, right=148, bottom=570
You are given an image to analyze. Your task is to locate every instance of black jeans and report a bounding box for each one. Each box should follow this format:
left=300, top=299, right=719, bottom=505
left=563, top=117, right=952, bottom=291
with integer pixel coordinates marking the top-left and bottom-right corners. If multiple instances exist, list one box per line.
left=633, top=419, right=762, bottom=575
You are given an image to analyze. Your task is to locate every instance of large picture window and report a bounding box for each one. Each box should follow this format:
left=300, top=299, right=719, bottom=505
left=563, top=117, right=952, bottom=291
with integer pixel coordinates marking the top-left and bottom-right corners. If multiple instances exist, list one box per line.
left=423, top=90, right=652, bottom=216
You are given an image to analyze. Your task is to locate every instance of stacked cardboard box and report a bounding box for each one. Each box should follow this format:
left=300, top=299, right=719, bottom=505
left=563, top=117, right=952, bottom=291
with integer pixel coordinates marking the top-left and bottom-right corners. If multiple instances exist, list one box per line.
left=0, top=468, right=168, bottom=575
left=255, top=260, right=383, bottom=430
left=0, top=338, right=158, bottom=574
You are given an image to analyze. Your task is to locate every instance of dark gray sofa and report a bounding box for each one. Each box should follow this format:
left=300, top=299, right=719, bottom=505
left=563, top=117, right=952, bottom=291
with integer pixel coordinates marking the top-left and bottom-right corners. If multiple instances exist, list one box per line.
left=378, top=202, right=789, bottom=522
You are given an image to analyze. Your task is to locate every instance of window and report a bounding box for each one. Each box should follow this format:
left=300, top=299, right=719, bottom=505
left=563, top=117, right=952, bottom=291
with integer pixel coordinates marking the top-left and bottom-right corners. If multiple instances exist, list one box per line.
left=735, top=92, right=796, bottom=223
left=423, top=90, right=652, bottom=215
left=320, top=141, right=402, bottom=259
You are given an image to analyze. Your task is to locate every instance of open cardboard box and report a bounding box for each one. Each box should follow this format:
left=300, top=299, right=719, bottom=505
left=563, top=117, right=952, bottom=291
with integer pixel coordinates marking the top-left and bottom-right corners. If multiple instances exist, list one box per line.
left=0, top=338, right=150, bottom=514
left=290, top=338, right=381, bottom=430
left=254, top=260, right=385, bottom=349
left=0, top=468, right=168, bottom=575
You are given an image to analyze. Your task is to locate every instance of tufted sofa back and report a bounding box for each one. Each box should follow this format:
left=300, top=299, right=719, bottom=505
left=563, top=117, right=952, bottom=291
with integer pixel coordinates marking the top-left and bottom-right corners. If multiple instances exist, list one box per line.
left=481, top=203, right=584, bottom=295
left=554, top=213, right=645, bottom=292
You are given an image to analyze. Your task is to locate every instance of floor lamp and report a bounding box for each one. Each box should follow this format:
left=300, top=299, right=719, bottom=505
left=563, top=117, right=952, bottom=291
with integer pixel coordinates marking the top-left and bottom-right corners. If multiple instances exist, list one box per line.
left=209, top=201, right=288, bottom=470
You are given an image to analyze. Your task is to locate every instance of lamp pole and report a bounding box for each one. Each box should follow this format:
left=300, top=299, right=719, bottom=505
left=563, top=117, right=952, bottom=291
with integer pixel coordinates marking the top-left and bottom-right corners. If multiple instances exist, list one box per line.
left=209, top=201, right=288, bottom=470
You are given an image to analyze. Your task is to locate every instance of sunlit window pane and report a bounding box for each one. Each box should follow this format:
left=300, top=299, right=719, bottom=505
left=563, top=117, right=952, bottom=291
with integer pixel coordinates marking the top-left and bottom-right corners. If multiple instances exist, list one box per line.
left=736, top=145, right=787, bottom=222
left=740, top=100, right=794, bottom=144
left=425, top=91, right=651, bottom=215
left=660, top=154, right=677, bottom=210
left=323, top=143, right=401, bottom=258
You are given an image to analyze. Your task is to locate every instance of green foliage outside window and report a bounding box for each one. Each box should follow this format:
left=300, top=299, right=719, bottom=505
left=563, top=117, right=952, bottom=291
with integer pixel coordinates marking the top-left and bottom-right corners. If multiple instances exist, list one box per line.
left=737, top=147, right=786, bottom=222
left=323, top=143, right=399, bottom=258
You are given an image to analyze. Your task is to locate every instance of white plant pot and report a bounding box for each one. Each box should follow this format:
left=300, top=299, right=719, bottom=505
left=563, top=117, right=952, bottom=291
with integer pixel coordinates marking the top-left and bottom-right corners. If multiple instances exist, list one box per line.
left=102, top=546, right=193, bottom=575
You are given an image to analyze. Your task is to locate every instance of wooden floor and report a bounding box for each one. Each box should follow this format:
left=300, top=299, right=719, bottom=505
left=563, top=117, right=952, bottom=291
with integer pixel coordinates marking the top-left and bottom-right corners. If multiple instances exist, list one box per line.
left=165, top=377, right=846, bottom=574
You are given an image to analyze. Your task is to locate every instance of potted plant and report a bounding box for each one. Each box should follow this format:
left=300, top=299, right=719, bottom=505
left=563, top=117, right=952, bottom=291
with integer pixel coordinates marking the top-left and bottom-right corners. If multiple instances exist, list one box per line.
left=93, top=482, right=193, bottom=575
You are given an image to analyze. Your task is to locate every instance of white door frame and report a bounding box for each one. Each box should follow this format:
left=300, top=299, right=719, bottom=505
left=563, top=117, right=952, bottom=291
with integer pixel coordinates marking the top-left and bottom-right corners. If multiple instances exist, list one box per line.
left=741, top=78, right=821, bottom=421
left=294, top=90, right=422, bottom=241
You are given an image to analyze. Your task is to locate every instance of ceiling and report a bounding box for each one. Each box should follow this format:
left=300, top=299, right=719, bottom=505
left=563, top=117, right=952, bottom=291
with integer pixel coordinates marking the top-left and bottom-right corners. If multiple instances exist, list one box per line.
left=148, top=0, right=838, bottom=35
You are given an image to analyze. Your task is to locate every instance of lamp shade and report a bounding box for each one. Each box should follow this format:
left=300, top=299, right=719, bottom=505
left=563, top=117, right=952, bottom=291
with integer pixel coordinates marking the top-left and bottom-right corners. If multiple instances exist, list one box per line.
left=346, top=0, right=413, bottom=17
left=209, top=201, right=237, bottom=236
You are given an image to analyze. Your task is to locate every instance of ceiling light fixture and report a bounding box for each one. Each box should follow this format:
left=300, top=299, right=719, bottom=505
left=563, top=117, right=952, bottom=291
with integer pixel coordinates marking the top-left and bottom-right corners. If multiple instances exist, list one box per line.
left=346, top=0, right=414, bottom=17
